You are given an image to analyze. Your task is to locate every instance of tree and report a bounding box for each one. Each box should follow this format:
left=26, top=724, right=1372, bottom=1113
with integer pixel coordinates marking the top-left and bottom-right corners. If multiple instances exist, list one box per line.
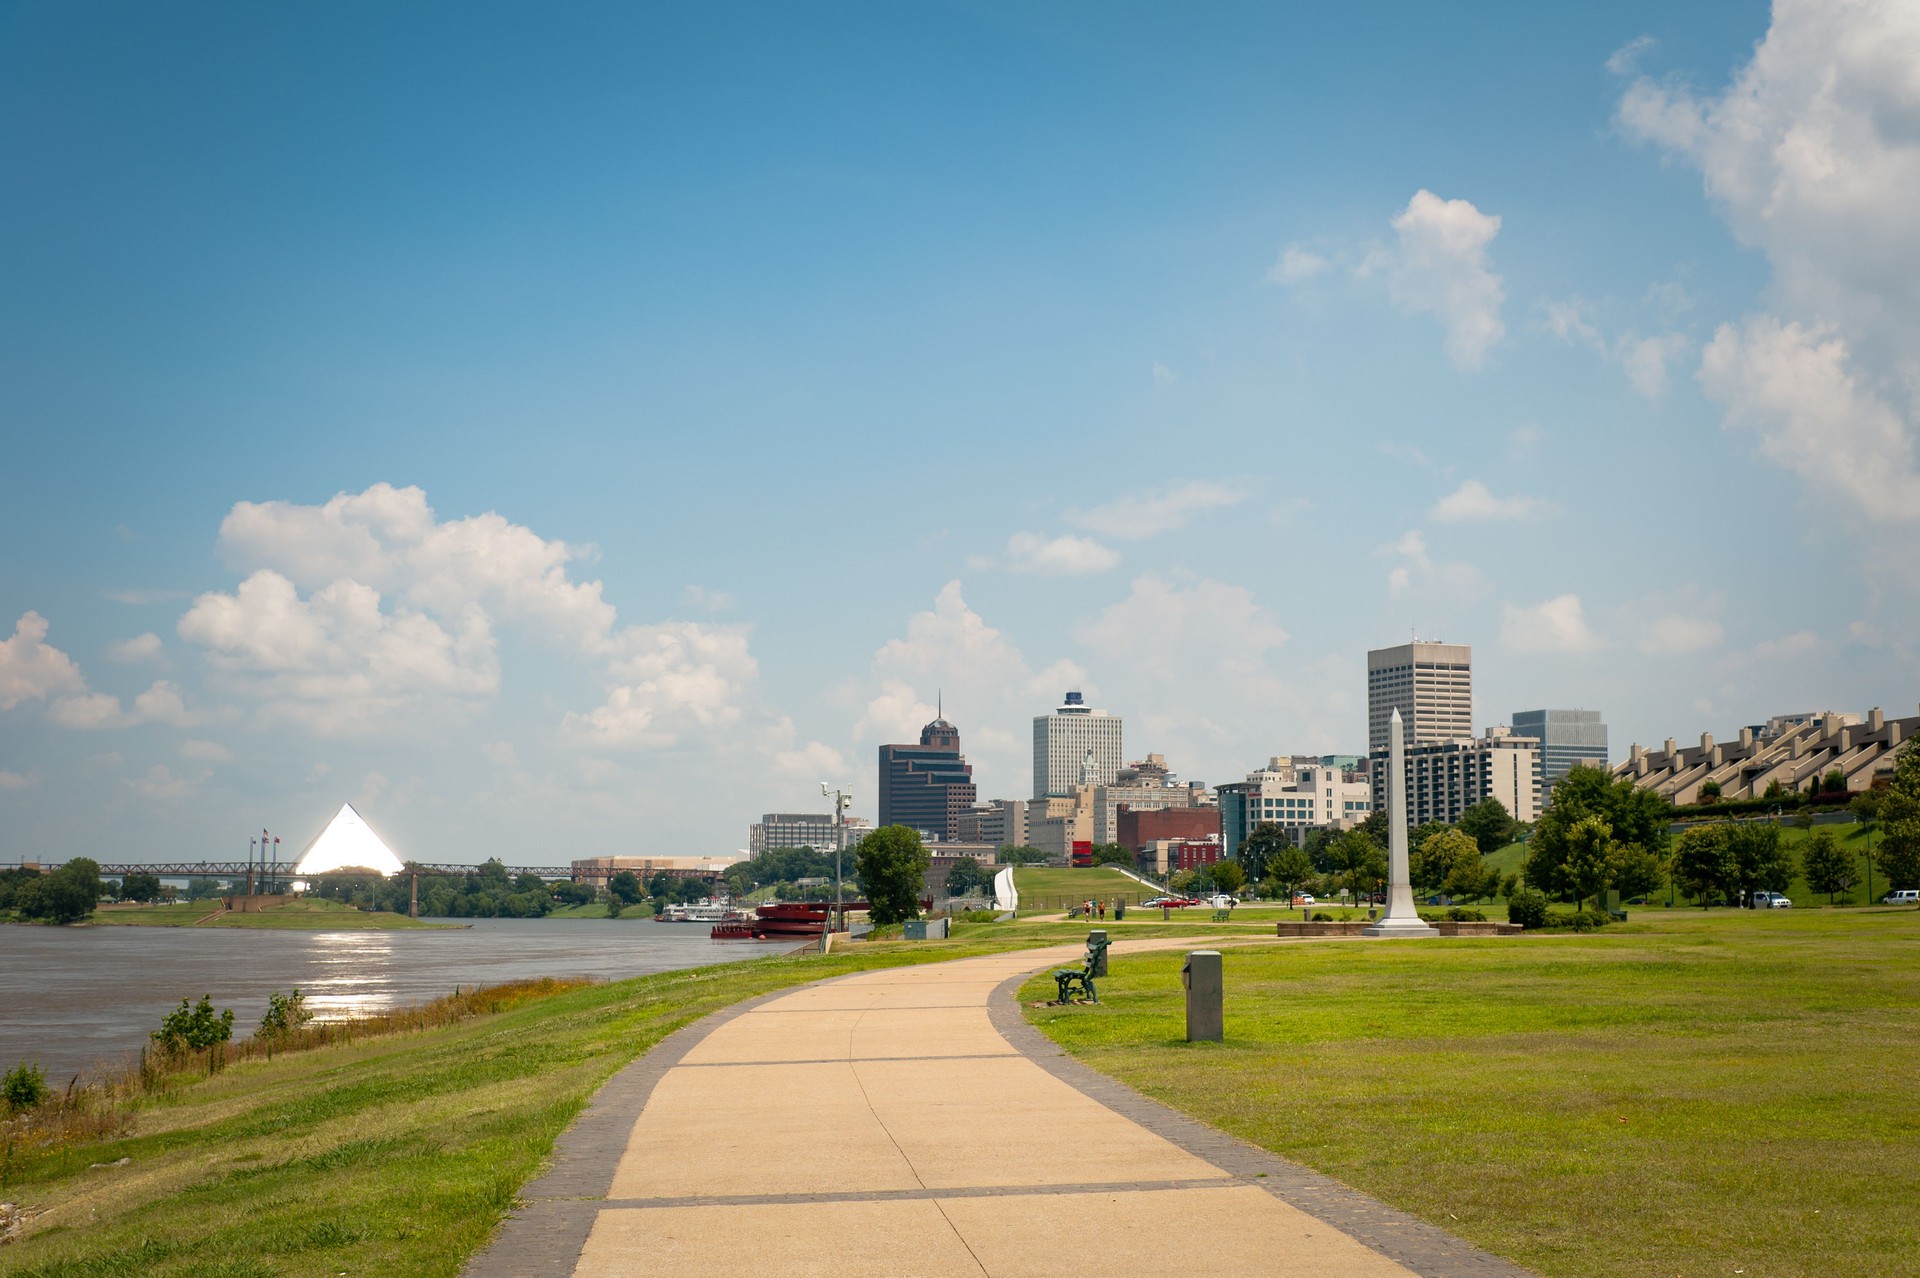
left=1237, top=822, right=1292, bottom=885
left=1673, top=824, right=1735, bottom=907
left=4, top=1062, right=49, bottom=1112
left=1562, top=816, right=1624, bottom=910
left=1411, top=828, right=1480, bottom=895
left=1610, top=843, right=1668, bottom=903
left=152, top=994, right=235, bottom=1055
left=1802, top=829, right=1855, bottom=904
left=120, top=871, right=163, bottom=903
left=0, top=866, right=41, bottom=912
left=944, top=857, right=992, bottom=899
left=550, top=880, right=596, bottom=907
left=1088, top=842, right=1135, bottom=868
left=854, top=826, right=930, bottom=924
left=1457, top=797, right=1518, bottom=855
left=994, top=846, right=1048, bottom=866
left=607, top=871, right=643, bottom=906
left=257, top=989, right=313, bottom=1040
left=1328, top=827, right=1385, bottom=901
left=1211, top=861, right=1246, bottom=896
left=1527, top=767, right=1671, bottom=903
left=16, top=858, right=104, bottom=924
left=1876, top=743, right=1920, bottom=893
left=1264, top=845, right=1315, bottom=906
left=1822, top=768, right=1848, bottom=794
left=1726, top=822, right=1797, bottom=903
left=1699, top=779, right=1722, bottom=802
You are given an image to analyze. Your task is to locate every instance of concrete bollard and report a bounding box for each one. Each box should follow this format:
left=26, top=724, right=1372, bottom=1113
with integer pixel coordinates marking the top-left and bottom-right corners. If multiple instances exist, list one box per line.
left=1182, top=950, right=1223, bottom=1042
left=1088, top=929, right=1108, bottom=976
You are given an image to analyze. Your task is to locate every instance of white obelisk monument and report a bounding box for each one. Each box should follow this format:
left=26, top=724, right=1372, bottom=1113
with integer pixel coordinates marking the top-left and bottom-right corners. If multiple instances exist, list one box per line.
left=1364, top=707, right=1438, bottom=938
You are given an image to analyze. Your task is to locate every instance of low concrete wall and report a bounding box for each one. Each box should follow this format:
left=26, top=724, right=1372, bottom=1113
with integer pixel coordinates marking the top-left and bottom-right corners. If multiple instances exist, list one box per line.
left=1431, top=921, right=1524, bottom=936
left=221, top=893, right=296, bottom=913
left=1274, top=920, right=1524, bottom=938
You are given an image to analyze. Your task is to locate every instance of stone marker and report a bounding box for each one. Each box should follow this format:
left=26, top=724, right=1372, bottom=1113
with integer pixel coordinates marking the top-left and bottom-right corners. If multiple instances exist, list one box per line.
left=1363, top=708, right=1439, bottom=939
left=1182, top=950, right=1223, bottom=1042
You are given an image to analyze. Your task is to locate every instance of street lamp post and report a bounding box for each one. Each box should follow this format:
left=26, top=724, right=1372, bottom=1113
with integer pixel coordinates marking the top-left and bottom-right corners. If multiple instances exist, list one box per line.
left=820, top=783, right=852, bottom=952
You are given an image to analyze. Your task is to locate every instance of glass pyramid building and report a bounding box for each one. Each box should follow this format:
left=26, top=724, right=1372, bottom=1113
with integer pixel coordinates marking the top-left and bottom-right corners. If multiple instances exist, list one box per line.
left=293, top=802, right=406, bottom=876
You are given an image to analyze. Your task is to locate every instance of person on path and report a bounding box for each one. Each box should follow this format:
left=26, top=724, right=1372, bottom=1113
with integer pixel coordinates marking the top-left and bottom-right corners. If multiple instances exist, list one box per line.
left=1097, top=900, right=1106, bottom=921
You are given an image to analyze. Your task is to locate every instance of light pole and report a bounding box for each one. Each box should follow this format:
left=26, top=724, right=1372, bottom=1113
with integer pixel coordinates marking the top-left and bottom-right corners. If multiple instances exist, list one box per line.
left=821, top=782, right=852, bottom=951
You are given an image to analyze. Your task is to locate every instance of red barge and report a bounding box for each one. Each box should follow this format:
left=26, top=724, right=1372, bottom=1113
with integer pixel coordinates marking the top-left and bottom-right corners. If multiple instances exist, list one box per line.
left=710, top=898, right=929, bottom=940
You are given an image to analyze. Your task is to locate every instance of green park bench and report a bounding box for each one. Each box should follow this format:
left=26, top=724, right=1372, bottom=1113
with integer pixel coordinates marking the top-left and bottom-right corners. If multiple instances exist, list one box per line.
left=1211, top=908, right=1233, bottom=922
left=1052, top=932, right=1111, bottom=1005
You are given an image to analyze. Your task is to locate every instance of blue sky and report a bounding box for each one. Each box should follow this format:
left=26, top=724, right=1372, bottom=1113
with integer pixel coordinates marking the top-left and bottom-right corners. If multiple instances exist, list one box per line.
left=4, top=1, right=1917, bottom=863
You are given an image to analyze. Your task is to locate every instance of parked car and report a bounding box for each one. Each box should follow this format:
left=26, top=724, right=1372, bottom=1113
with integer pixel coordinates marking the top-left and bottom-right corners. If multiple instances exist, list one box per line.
left=1205, top=894, right=1239, bottom=909
left=1142, top=895, right=1196, bottom=908
left=1884, top=889, right=1920, bottom=905
left=1751, top=891, right=1792, bottom=909
left=1291, top=893, right=1317, bottom=907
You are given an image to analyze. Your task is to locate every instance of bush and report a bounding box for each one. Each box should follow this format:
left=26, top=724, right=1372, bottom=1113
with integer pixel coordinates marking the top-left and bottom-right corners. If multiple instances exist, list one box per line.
left=152, top=995, right=235, bottom=1054
left=258, top=989, right=313, bottom=1040
left=957, top=908, right=1000, bottom=923
left=1507, top=888, right=1549, bottom=930
left=1539, top=908, right=1614, bottom=932
left=1310, top=911, right=1334, bottom=922
left=1446, top=906, right=1487, bottom=922
left=3, top=1061, right=48, bottom=1112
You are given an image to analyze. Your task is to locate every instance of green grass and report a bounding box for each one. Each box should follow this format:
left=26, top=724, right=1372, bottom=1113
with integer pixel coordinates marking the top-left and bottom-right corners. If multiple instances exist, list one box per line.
left=0, top=920, right=1140, bottom=1277
left=1012, top=864, right=1151, bottom=910
left=541, top=900, right=655, bottom=920
left=85, top=900, right=448, bottom=929
left=1023, top=906, right=1920, bottom=1278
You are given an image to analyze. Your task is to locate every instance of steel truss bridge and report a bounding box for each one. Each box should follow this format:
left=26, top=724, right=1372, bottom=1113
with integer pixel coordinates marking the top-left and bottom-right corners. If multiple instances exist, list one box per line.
left=46, top=862, right=578, bottom=880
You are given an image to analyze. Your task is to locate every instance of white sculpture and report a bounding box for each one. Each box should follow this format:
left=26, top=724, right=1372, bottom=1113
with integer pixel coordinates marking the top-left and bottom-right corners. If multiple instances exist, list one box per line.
left=1363, top=708, right=1439, bottom=938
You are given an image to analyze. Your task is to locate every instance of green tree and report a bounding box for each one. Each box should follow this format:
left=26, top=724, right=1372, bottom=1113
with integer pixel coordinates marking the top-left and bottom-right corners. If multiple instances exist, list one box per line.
left=1726, top=822, right=1797, bottom=903
left=0, top=866, right=40, bottom=912
left=994, top=846, right=1048, bottom=866
left=549, top=880, right=596, bottom=907
left=1877, top=744, right=1920, bottom=893
left=1264, top=845, right=1315, bottom=907
left=153, top=995, right=235, bottom=1055
left=1698, top=779, right=1722, bottom=802
left=1457, top=797, right=1518, bottom=855
left=1211, top=860, right=1246, bottom=896
left=1411, top=828, right=1481, bottom=894
left=1802, top=829, right=1855, bottom=904
left=1610, top=843, right=1669, bottom=903
left=607, top=871, right=643, bottom=905
left=257, top=989, right=313, bottom=1040
left=853, top=826, right=930, bottom=925
left=3, top=1062, right=49, bottom=1112
left=1088, top=842, right=1134, bottom=868
left=16, top=858, right=104, bottom=924
left=1527, top=767, right=1671, bottom=903
left=943, top=857, right=992, bottom=898
left=1237, top=822, right=1292, bottom=885
left=476, top=858, right=511, bottom=888
left=1562, top=816, right=1624, bottom=910
left=1673, top=824, right=1735, bottom=907
left=1328, top=827, right=1385, bottom=901
left=120, top=871, right=163, bottom=903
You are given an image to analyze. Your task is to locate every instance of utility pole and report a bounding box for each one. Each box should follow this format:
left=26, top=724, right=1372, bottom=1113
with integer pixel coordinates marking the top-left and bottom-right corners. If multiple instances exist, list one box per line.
left=820, top=782, right=852, bottom=952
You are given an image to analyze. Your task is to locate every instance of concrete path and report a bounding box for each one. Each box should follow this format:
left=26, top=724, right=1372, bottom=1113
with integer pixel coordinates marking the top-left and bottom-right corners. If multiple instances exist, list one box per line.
left=467, top=940, right=1532, bottom=1277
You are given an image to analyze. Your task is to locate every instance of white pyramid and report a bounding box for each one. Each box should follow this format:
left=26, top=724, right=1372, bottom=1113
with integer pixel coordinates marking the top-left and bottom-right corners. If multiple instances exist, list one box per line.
left=293, top=803, right=406, bottom=876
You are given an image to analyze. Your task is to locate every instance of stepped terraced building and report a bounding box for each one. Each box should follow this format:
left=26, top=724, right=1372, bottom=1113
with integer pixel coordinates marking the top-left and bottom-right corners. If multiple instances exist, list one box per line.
left=1616, top=705, right=1918, bottom=803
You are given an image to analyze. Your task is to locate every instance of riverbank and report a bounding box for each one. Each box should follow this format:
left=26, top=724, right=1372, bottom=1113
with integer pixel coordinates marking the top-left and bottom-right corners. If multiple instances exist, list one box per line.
left=1022, top=907, right=1920, bottom=1278
left=81, top=898, right=454, bottom=929
left=0, top=924, right=1092, bottom=1276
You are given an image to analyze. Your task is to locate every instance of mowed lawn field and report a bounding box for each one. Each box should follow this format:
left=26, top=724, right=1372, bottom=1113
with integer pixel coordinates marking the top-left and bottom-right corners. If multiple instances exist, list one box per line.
left=1012, top=864, right=1152, bottom=910
left=1025, top=907, right=1920, bottom=1278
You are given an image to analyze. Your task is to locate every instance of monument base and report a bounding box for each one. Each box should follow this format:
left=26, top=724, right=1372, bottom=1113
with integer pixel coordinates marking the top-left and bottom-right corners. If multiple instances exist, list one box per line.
left=1361, top=915, right=1439, bottom=938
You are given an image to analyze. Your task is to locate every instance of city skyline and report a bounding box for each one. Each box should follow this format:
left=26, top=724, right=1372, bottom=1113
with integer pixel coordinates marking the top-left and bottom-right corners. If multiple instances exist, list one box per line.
left=5, top=2, right=1919, bottom=863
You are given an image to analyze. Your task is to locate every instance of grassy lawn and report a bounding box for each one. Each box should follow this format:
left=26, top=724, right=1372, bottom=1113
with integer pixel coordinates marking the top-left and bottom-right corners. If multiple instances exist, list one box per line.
left=0, top=921, right=1122, bottom=1278
left=1023, top=906, right=1920, bottom=1278
left=84, top=900, right=448, bottom=930
left=541, top=900, right=655, bottom=920
left=1012, top=864, right=1151, bottom=910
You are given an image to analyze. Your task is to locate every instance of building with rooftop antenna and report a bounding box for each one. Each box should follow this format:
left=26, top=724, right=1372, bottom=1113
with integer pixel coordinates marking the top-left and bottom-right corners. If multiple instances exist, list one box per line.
left=1032, top=690, right=1123, bottom=799
left=878, top=708, right=977, bottom=841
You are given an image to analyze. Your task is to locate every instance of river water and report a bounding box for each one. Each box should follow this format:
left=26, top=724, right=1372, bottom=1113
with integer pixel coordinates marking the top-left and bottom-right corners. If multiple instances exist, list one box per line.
left=0, top=919, right=790, bottom=1081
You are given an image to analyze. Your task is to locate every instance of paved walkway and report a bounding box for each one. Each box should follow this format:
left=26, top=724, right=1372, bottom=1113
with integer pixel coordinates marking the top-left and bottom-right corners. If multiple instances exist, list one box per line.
left=467, top=939, right=1532, bottom=1277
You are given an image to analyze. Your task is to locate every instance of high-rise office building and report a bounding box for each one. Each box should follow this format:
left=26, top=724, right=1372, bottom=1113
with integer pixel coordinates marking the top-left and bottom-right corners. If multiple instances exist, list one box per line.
left=1367, top=641, right=1473, bottom=753
left=1512, top=709, right=1609, bottom=797
left=1032, top=691, right=1123, bottom=798
left=878, top=714, right=977, bottom=840
left=1370, top=728, right=1540, bottom=826
left=749, top=813, right=870, bottom=856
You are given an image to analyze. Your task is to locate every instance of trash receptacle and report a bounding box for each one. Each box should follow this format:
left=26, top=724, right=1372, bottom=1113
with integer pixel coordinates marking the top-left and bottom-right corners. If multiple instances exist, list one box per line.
left=1181, top=950, right=1223, bottom=1043
left=1114, top=901, right=1126, bottom=921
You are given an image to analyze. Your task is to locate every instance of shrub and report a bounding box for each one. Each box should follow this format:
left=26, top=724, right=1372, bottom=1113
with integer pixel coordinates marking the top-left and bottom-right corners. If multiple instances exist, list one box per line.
left=258, top=989, right=313, bottom=1040
left=1540, top=908, right=1614, bottom=932
left=957, top=908, right=999, bottom=923
left=1507, top=888, right=1549, bottom=930
left=153, top=995, right=235, bottom=1055
left=1310, top=911, right=1334, bottom=922
left=1446, top=906, right=1487, bottom=922
left=3, top=1061, right=48, bottom=1112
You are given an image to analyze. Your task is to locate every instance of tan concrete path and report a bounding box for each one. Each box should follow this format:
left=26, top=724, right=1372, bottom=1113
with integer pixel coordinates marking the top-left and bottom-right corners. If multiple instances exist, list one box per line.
left=572, top=941, right=1420, bottom=1278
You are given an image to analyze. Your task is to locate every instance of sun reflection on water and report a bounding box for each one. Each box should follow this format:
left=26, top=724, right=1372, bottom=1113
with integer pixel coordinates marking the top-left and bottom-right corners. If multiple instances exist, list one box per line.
left=299, top=932, right=399, bottom=1019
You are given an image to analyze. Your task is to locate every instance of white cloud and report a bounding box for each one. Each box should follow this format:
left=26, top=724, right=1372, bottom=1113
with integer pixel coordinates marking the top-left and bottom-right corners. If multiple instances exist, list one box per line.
left=1605, top=34, right=1656, bottom=76
left=1002, top=532, right=1121, bottom=575
left=1752, top=630, right=1822, bottom=660
left=48, top=679, right=195, bottom=731
left=681, top=585, right=735, bottom=614
left=1620, top=2, right=1920, bottom=522
left=1540, top=297, right=1601, bottom=347
left=1267, top=244, right=1331, bottom=284
left=1619, top=332, right=1692, bottom=399
left=107, top=633, right=164, bottom=663
left=1075, top=576, right=1288, bottom=683
left=0, top=768, right=33, bottom=790
left=563, top=622, right=757, bottom=750
left=127, top=764, right=204, bottom=801
left=1371, top=190, right=1507, bottom=371
left=1699, top=316, right=1920, bottom=522
left=1431, top=480, right=1546, bottom=522
left=104, top=589, right=187, bottom=605
left=1500, top=594, right=1602, bottom=653
left=180, top=739, right=233, bottom=762
left=1639, top=615, right=1725, bottom=656
left=1151, top=361, right=1179, bottom=384
left=0, top=612, right=87, bottom=710
left=1066, top=480, right=1246, bottom=540
left=483, top=740, right=519, bottom=768
left=1384, top=529, right=1491, bottom=601
left=1508, top=424, right=1544, bottom=456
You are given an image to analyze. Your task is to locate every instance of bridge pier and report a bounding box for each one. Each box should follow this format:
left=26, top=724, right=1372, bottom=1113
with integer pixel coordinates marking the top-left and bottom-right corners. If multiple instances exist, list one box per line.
left=409, top=871, right=419, bottom=918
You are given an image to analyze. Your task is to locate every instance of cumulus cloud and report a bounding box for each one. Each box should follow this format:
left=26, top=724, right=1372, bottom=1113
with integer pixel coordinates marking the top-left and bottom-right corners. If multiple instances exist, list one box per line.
left=1066, top=480, right=1246, bottom=540
left=0, top=769, right=35, bottom=790
left=1605, top=34, right=1656, bottom=77
left=47, top=680, right=194, bottom=731
left=1431, top=480, right=1546, bottom=522
left=1500, top=594, right=1602, bottom=653
left=1539, top=297, right=1689, bottom=398
left=0, top=612, right=87, bottom=710
left=563, top=622, right=757, bottom=749
left=1002, top=532, right=1121, bottom=575
left=1639, top=616, right=1725, bottom=656
left=1384, top=530, right=1491, bottom=601
left=1075, top=576, right=1288, bottom=682
left=1151, top=361, right=1179, bottom=384
left=1267, top=244, right=1331, bottom=284
left=127, top=763, right=203, bottom=801
left=107, top=633, right=164, bottom=663
left=1752, top=630, right=1822, bottom=660
left=1620, top=1, right=1920, bottom=520
left=179, top=739, right=233, bottom=762
left=1699, top=316, right=1920, bottom=522
left=1368, top=190, right=1507, bottom=371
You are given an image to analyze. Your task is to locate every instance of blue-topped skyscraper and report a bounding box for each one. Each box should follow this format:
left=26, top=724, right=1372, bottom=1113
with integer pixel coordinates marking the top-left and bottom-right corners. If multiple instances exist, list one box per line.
left=877, top=711, right=977, bottom=841
left=1032, top=690, right=1123, bottom=799
left=1511, top=708, right=1608, bottom=797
